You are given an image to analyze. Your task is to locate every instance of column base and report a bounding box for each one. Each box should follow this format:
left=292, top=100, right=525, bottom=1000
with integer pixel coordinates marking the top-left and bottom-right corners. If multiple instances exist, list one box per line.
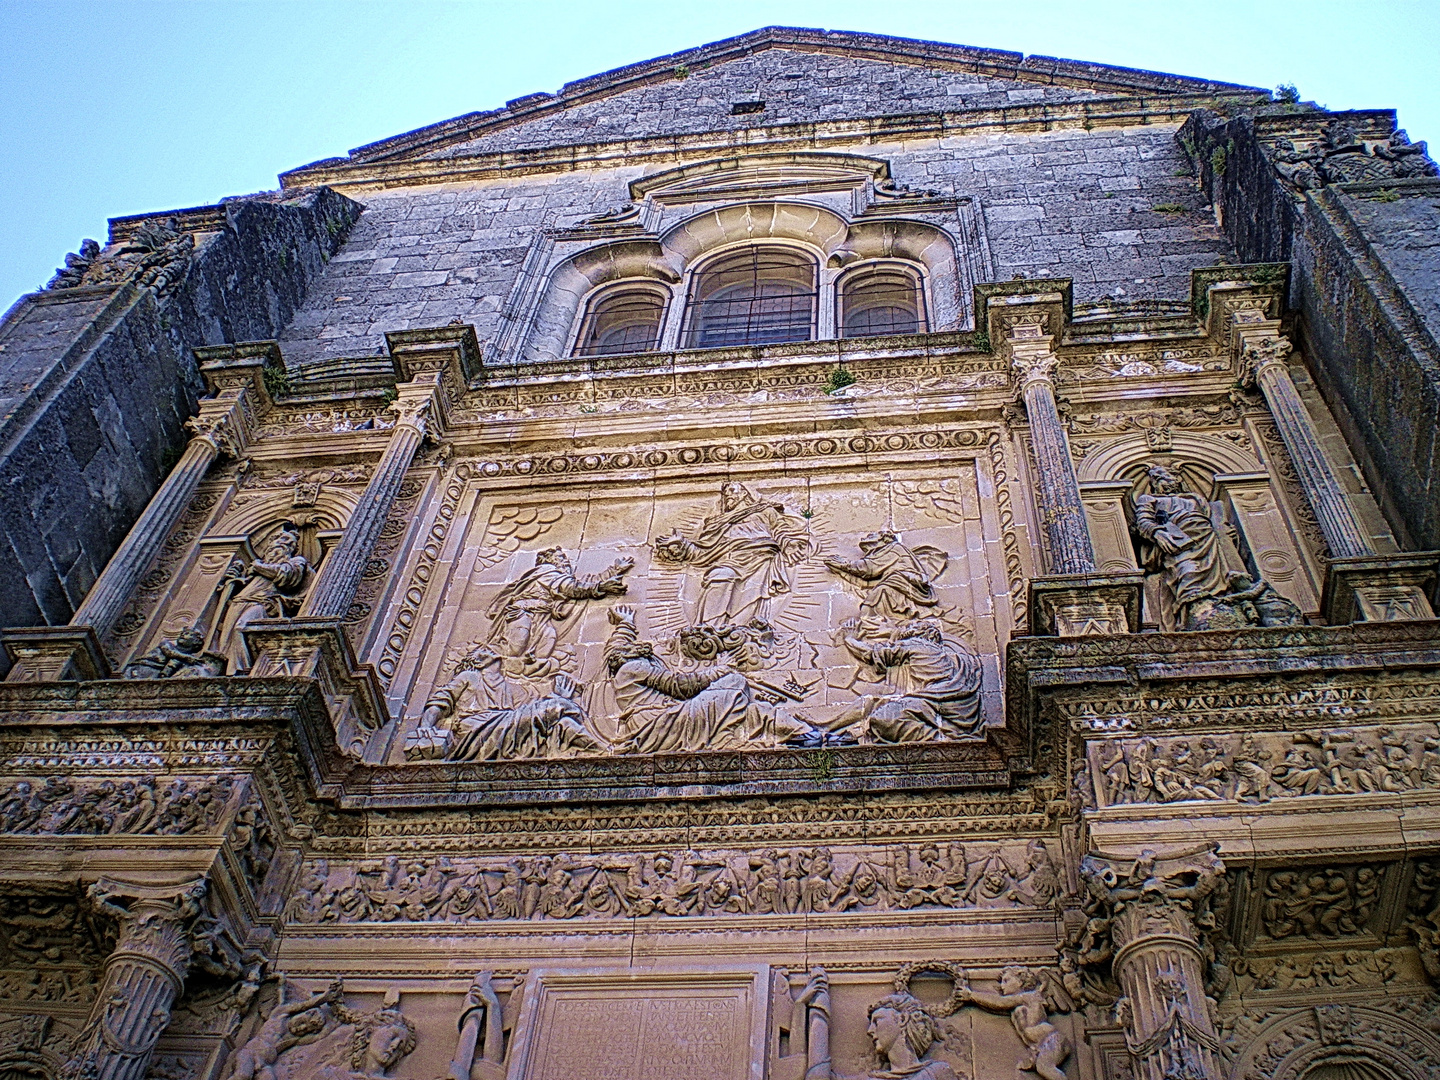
left=1027, top=573, right=1145, bottom=636
left=1322, top=552, right=1440, bottom=624
left=1, top=625, right=112, bottom=682
left=242, top=618, right=391, bottom=759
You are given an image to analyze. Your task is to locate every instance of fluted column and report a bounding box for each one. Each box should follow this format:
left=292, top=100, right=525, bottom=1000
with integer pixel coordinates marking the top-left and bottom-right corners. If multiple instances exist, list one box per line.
left=1081, top=846, right=1226, bottom=1080
left=1013, top=345, right=1096, bottom=575
left=1238, top=333, right=1369, bottom=559
left=303, top=382, right=435, bottom=619
left=71, top=398, right=245, bottom=637
left=64, top=879, right=207, bottom=1080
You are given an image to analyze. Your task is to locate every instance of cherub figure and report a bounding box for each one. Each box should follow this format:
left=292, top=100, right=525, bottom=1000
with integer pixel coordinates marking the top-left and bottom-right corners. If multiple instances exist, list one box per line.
left=226, top=976, right=342, bottom=1080
left=957, top=966, right=1071, bottom=1080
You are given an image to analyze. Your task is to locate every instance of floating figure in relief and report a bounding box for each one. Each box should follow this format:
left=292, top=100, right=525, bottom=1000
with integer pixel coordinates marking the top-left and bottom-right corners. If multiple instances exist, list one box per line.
left=225, top=976, right=342, bottom=1080
left=603, top=605, right=821, bottom=754
left=484, top=546, right=633, bottom=678
left=405, top=643, right=602, bottom=761
left=827, top=619, right=983, bottom=742
left=214, top=525, right=312, bottom=671
left=653, top=481, right=814, bottom=625
left=122, top=625, right=226, bottom=679
left=956, top=966, right=1072, bottom=1080
left=823, top=531, right=948, bottom=623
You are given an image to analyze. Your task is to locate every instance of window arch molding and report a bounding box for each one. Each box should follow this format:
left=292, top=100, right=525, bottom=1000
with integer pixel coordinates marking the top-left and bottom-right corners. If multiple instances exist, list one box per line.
left=828, top=218, right=963, bottom=330
left=522, top=239, right=680, bottom=362
left=674, top=240, right=823, bottom=350
left=569, top=278, right=673, bottom=358
left=834, top=259, right=931, bottom=339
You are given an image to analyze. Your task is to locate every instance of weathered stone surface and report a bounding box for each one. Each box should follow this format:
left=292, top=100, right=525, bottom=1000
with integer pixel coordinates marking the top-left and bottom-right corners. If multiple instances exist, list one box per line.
left=3, top=26, right=1440, bottom=1080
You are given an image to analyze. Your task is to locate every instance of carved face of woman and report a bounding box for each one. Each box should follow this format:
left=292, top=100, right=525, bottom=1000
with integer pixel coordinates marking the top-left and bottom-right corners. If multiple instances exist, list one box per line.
left=868, top=1006, right=902, bottom=1056
left=367, top=1022, right=409, bottom=1068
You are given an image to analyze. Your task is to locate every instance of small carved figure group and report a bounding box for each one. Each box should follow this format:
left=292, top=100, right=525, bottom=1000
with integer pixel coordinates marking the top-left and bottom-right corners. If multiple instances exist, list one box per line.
left=1271, top=120, right=1438, bottom=193
left=1231, top=948, right=1399, bottom=993
left=284, top=841, right=1059, bottom=925
left=1261, top=866, right=1379, bottom=939
left=0, top=775, right=233, bottom=836
left=46, top=217, right=195, bottom=295
left=224, top=977, right=416, bottom=1080
left=122, top=625, right=226, bottom=679
left=1096, top=724, right=1439, bottom=806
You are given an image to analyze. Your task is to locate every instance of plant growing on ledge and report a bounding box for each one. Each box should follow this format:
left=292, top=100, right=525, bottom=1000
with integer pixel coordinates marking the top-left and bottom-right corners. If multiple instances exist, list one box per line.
left=1251, top=265, right=1288, bottom=286
left=823, top=366, right=857, bottom=395
left=262, top=364, right=292, bottom=399
left=1276, top=83, right=1301, bottom=105
left=972, top=328, right=991, bottom=353
left=380, top=386, right=398, bottom=406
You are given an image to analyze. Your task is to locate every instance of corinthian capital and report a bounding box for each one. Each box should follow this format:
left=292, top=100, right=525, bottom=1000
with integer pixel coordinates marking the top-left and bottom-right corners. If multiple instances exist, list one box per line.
left=1012, top=350, right=1060, bottom=388
left=85, top=877, right=209, bottom=982
left=1237, top=334, right=1294, bottom=388
left=388, top=391, right=436, bottom=436
left=1079, top=842, right=1226, bottom=948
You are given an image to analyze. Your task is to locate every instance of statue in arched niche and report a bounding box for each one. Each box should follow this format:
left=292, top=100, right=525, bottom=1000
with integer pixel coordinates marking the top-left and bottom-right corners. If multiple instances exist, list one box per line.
left=213, top=523, right=313, bottom=672
left=654, top=481, right=814, bottom=626
left=1131, top=463, right=1303, bottom=631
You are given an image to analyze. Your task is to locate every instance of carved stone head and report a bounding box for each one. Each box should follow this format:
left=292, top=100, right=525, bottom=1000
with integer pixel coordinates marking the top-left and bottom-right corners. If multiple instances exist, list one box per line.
left=1145, top=464, right=1184, bottom=494
left=534, top=546, right=571, bottom=571
left=866, top=991, right=939, bottom=1063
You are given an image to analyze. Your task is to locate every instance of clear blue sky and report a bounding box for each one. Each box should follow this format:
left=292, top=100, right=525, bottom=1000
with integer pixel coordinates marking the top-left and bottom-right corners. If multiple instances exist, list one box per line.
left=2, top=0, right=1437, bottom=313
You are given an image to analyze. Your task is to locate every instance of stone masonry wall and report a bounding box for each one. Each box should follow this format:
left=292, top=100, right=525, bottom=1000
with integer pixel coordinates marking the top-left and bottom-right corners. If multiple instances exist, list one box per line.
left=1185, top=108, right=1440, bottom=551
left=0, top=187, right=361, bottom=627
left=278, top=124, right=1230, bottom=367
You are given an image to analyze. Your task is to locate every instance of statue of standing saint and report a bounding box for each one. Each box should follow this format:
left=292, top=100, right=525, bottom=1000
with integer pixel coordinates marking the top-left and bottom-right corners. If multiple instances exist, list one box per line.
left=213, top=524, right=312, bottom=672
left=1131, top=465, right=1236, bottom=630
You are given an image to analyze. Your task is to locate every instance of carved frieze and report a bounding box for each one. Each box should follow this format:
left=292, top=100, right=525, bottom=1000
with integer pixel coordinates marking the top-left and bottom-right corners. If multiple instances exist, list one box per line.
left=1087, top=722, right=1440, bottom=808
left=0, top=774, right=237, bottom=837
left=283, top=840, right=1062, bottom=924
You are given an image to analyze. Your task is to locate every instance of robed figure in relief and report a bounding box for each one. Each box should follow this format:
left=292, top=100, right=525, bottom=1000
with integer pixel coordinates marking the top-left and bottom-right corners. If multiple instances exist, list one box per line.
left=653, top=481, right=814, bottom=625
left=214, top=525, right=312, bottom=671
left=1131, top=465, right=1230, bottom=630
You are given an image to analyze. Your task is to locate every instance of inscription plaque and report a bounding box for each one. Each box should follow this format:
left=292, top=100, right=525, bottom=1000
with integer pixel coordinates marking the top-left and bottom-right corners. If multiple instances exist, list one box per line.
left=505, top=966, right=770, bottom=1080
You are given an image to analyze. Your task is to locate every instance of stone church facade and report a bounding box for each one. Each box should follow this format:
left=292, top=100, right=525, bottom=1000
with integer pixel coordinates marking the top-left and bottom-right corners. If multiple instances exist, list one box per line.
left=1, top=25, right=1439, bottom=1080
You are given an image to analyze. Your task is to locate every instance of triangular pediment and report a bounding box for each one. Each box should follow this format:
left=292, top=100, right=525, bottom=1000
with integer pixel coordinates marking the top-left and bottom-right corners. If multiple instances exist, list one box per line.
left=309, top=27, right=1264, bottom=173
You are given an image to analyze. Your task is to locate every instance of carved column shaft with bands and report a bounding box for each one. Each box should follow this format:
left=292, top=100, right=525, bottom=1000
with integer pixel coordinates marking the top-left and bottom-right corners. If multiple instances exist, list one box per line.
left=71, top=393, right=248, bottom=638
left=1013, top=345, right=1097, bottom=575
left=1111, top=903, right=1223, bottom=1080
left=1239, top=333, right=1370, bottom=560
left=68, top=881, right=205, bottom=1080
left=303, top=383, right=435, bottom=619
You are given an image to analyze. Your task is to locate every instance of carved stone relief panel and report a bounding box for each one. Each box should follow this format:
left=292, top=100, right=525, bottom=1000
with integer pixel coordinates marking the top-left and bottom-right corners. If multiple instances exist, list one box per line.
left=1085, top=722, right=1440, bottom=809
left=504, top=967, right=770, bottom=1080
left=380, top=458, right=1019, bottom=763
left=283, top=840, right=1063, bottom=924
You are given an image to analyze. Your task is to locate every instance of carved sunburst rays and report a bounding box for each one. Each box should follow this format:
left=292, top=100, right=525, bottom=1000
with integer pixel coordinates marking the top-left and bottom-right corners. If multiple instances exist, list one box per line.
left=645, top=492, right=830, bottom=637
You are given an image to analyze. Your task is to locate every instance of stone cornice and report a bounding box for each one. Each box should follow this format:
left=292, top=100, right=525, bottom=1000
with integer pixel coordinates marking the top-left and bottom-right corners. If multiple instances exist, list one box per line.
left=280, top=92, right=1266, bottom=193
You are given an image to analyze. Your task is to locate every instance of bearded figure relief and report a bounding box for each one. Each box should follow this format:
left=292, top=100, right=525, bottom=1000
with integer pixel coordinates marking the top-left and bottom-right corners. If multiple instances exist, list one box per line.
left=653, top=480, right=814, bottom=626
left=602, top=605, right=823, bottom=754
left=1132, top=463, right=1302, bottom=631
left=214, top=523, right=313, bottom=672
left=404, top=643, right=602, bottom=762
left=484, top=546, right=633, bottom=678
left=823, top=531, right=947, bottom=623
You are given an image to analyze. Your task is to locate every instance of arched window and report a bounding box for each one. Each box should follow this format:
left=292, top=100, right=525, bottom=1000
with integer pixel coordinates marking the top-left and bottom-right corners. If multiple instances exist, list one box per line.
left=573, top=285, right=668, bottom=357
left=839, top=264, right=928, bottom=338
left=681, top=247, right=817, bottom=349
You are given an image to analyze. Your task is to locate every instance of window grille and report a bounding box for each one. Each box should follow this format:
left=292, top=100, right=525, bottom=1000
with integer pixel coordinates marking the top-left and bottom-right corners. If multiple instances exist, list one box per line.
left=839, top=266, right=928, bottom=338
left=681, top=247, right=817, bottom=349
left=573, top=287, right=668, bottom=357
